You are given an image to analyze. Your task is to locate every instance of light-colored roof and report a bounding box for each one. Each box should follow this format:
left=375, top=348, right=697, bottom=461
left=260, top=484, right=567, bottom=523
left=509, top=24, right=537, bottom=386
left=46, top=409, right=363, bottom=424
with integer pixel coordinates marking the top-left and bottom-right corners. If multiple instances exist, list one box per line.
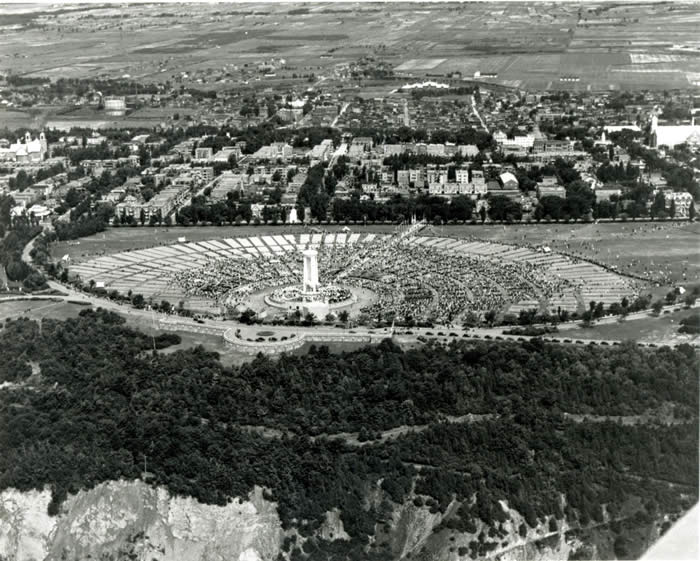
left=500, top=171, right=518, bottom=184
left=655, top=124, right=700, bottom=148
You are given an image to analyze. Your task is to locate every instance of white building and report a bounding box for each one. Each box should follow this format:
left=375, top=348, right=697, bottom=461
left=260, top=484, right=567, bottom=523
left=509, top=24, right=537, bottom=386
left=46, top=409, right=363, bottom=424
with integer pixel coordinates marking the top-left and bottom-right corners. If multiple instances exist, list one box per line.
left=651, top=115, right=700, bottom=149
left=0, top=132, right=47, bottom=163
left=455, top=168, right=470, bottom=185
left=494, top=131, right=535, bottom=150
left=664, top=191, right=694, bottom=218
left=253, top=142, right=294, bottom=162
left=307, top=139, right=334, bottom=163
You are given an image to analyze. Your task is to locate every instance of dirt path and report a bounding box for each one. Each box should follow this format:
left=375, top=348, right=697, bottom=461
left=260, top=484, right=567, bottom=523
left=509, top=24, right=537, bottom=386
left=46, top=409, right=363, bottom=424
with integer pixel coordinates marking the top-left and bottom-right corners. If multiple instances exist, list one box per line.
left=237, top=414, right=494, bottom=447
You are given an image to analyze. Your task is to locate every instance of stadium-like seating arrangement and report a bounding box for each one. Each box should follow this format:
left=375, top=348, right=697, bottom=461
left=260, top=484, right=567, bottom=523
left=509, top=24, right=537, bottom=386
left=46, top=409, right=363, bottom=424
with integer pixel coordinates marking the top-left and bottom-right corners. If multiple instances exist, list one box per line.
left=69, top=233, right=639, bottom=322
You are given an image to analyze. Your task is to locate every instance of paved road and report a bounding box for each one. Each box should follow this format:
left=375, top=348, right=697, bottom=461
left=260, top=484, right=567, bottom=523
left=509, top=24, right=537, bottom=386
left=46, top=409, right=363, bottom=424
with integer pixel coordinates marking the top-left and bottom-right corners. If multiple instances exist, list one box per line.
left=471, top=95, right=488, bottom=133
left=330, top=102, right=350, bottom=128
left=12, top=238, right=699, bottom=349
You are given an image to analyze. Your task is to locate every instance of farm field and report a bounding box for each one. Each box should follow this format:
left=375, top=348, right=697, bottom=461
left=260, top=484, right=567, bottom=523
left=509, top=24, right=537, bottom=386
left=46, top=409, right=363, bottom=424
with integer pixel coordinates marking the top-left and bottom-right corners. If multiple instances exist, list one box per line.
left=3, top=2, right=700, bottom=92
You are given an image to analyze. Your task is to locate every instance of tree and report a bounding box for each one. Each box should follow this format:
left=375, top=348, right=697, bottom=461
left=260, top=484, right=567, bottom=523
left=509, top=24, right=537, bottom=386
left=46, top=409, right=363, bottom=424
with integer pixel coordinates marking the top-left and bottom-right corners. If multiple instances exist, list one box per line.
left=487, top=196, right=522, bottom=223
left=684, top=293, right=697, bottom=308
left=338, top=310, right=349, bottom=324
left=565, top=180, right=595, bottom=220
left=240, top=308, right=257, bottom=324
left=650, top=191, right=666, bottom=219
left=689, top=201, right=696, bottom=221
left=131, top=294, right=145, bottom=309
left=536, top=196, right=566, bottom=221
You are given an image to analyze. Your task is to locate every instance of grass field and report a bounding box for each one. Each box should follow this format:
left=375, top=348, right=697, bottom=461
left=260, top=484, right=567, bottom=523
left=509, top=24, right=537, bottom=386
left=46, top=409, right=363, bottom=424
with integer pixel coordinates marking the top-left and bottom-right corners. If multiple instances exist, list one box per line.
left=0, top=299, right=90, bottom=322
left=52, top=221, right=700, bottom=291
left=574, top=307, right=700, bottom=346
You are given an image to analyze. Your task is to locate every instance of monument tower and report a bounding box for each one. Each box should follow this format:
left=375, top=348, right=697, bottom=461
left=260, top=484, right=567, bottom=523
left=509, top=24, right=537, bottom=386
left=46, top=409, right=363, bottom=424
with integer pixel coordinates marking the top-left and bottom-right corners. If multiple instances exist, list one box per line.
left=302, top=249, right=319, bottom=294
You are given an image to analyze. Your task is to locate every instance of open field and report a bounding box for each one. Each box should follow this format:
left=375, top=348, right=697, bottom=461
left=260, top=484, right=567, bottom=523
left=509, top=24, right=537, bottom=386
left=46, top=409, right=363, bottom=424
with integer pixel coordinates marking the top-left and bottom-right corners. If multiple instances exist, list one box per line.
left=52, top=221, right=700, bottom=290
left=574, top=307, right=700, bottom=346
left=0, top=299, right=90, bottom=322
left=3, top=2, right=700, bottom=92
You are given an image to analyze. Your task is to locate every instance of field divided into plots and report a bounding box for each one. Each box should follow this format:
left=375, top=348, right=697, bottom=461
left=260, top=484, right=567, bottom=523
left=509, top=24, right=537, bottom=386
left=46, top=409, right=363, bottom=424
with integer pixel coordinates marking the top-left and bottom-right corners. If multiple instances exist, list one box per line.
left=4, top=2, right=700, bottom=92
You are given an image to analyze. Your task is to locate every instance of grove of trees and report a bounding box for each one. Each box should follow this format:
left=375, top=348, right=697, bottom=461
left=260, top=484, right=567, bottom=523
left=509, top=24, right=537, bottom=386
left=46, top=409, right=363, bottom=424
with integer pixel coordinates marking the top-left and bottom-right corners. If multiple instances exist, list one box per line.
left=0, top=311, right=696, bottom=560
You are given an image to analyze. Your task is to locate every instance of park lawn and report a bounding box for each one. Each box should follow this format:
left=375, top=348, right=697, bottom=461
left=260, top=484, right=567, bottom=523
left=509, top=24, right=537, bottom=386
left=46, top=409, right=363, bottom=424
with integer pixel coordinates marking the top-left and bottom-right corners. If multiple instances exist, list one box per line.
left=50, top=221, right=699, bottom=296
left=474, top=221, right=700, bottom=287
left=0, top=299, right=91, bottom=322
left=573, top=307, right=700, bottom=345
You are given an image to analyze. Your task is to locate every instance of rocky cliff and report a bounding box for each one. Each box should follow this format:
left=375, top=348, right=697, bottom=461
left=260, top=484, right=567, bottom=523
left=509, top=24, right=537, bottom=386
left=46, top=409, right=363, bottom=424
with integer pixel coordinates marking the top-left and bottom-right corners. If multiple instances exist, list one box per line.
left=0, top=480, right=673, bottom=561
left=0, top=480, right=282, bottom=561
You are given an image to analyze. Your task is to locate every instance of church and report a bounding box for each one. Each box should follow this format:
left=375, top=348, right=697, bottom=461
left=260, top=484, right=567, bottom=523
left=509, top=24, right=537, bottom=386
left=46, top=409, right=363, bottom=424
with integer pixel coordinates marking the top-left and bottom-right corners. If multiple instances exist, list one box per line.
left=0, top=132, right=48, bottom=162
left=650, top=115, right=700, bottom=149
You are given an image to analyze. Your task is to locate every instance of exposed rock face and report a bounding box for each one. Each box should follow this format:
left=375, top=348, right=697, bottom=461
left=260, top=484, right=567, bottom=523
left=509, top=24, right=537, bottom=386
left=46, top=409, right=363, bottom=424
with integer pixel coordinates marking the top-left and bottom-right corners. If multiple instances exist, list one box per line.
left=0, top=488, right=54, bottom=561
left=0, top=480, right=676, bottom=561
left=318, top=508, right=350, bottom=542
left=0, top=480, right=282, bottom=561
left=389, top=498, right=455, bottom=559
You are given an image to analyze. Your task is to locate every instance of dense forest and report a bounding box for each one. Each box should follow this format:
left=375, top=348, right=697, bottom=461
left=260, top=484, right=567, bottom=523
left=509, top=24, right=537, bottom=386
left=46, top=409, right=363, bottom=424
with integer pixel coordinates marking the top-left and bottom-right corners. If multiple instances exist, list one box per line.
left=0, top=310, right=697, bottom=559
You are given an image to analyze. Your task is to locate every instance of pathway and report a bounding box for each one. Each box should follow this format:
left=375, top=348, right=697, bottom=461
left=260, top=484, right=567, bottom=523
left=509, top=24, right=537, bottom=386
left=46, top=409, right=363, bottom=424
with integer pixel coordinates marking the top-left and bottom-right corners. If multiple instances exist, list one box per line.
left=330, top=102, right=350, bottom=128
left=471, top=95, right=488, bottom=133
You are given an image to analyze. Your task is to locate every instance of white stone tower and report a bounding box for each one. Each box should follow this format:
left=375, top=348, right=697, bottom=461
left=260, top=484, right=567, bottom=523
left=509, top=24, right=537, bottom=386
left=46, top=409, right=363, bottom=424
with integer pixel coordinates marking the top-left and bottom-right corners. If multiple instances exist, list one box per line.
left=302, top=249, right=319, bottom=294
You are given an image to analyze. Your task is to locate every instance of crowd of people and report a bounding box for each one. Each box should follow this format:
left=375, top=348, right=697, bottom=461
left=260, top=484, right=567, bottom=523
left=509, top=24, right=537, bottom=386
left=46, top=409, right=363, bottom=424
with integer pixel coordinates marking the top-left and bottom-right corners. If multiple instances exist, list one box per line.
left=347, top=245, right=574, bottom=324
left=170, top=234, right=586, bottom=324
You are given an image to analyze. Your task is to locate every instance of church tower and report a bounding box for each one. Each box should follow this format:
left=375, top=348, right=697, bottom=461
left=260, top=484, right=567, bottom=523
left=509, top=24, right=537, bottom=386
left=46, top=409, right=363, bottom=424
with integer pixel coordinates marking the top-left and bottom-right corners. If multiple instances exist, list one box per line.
left=39, top=132, right=47, bottom=158
left=650, top=115, right=659, bottom=147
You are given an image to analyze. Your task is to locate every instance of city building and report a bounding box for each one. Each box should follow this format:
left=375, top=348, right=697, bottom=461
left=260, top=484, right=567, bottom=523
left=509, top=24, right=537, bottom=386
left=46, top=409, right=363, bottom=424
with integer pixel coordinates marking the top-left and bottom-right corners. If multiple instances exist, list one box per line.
left=537, top=184, right=566, bottom=198
left=650, top=115, right=700, bottom=148
left=499, top=171, right=519, bottom=190
left=252, top=142, right=294, bottom=162
left=595, top=186, right=622, bottom=202
left=194, top=147, right=214, bottom=160
left=665, top=191, right=694, bottom=217
left=0, top=132, right=47, bottom=162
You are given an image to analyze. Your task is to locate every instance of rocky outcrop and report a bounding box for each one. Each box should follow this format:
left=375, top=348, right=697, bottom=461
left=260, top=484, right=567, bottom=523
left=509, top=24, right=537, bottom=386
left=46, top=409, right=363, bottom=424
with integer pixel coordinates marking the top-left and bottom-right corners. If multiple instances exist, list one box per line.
left=318, top=508, right=350, bottom=542
left=0, top=480, right=283, bottom=561
left=0, top=488, right=54, bottom=561
left=389, top=498, right=456, bottom=559
left=0, top=479, right=677, bottom=561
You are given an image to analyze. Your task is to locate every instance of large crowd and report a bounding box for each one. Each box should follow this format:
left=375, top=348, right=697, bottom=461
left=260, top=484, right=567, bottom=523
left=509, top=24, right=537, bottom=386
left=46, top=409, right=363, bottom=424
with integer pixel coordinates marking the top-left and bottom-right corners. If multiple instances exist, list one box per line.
left=346, top=245, right=572, bottom=324
left=170, top=235, right=580, bottom=324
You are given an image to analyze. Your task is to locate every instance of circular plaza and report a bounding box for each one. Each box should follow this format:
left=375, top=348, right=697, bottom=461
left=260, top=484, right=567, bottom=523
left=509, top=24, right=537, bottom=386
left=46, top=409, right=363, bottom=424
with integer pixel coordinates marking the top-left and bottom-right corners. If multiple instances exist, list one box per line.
left=65, top=229, right=641, bottom=324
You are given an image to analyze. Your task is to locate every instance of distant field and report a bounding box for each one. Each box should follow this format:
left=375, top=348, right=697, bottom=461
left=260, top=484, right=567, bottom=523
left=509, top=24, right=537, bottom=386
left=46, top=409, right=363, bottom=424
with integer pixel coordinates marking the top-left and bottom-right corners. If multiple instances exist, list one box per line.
left=395, top=59, right=447, bottom=71
left=3, top=2, right=700, bottom=91
left=0, top=108, right=41, bottom=130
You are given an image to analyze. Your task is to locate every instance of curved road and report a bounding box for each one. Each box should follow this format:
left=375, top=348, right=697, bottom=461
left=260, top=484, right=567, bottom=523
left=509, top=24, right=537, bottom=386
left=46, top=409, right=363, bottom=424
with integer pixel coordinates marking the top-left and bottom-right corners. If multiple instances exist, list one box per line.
left=12, top=233, right=699, bottom=350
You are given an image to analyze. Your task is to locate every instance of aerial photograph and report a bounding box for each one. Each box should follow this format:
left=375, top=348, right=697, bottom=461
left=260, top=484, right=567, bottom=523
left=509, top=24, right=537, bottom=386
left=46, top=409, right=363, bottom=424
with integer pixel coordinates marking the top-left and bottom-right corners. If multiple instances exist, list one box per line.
left=0, top=1, right=698, bottom=560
